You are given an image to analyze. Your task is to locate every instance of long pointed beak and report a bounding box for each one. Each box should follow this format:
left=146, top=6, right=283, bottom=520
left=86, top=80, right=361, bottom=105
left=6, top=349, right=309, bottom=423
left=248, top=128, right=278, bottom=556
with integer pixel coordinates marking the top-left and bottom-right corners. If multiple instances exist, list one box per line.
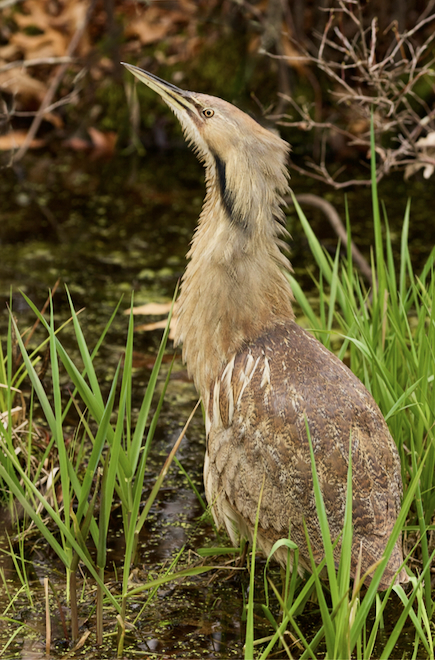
left=121, top=63, right=196, bottom=115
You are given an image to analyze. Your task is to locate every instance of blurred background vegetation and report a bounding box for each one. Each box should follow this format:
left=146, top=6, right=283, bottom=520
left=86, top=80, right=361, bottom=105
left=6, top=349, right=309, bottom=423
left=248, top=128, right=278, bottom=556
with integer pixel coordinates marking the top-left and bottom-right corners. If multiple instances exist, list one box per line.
left=1, top=0, right=435, bottom=370
left=1, top=0, right=434, bottom=180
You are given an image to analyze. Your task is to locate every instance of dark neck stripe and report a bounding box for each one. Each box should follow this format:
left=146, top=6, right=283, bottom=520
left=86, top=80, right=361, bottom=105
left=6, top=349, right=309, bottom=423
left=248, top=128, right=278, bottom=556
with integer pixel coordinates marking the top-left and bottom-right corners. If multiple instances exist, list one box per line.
left=213, top=152, right=249, bottom=231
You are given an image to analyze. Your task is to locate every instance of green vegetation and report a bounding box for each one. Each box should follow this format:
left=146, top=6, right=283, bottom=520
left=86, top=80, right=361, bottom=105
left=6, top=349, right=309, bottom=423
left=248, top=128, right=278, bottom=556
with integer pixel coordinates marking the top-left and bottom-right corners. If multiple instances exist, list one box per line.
left=0, top=153, right=434, bottom=657
left=250, top=140, right=435, bottom=658
left=0, top=288, right=217, bottom=656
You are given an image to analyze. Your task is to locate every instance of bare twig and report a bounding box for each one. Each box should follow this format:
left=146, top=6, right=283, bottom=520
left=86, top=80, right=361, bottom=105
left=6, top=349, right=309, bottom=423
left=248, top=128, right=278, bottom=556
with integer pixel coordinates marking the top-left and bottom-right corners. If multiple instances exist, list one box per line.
left=288, top=161, right=372, bottom=190
left=289, top=193, right=372, bottom=283
left=270, top=0, right=435, bottom=188
left=0, top=57, right=74, bottom=74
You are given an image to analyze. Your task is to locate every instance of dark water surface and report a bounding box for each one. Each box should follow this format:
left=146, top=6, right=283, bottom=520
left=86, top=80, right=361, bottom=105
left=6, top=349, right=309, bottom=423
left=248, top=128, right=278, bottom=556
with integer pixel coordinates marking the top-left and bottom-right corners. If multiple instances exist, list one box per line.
left=0, top=149, right=433, bottom=658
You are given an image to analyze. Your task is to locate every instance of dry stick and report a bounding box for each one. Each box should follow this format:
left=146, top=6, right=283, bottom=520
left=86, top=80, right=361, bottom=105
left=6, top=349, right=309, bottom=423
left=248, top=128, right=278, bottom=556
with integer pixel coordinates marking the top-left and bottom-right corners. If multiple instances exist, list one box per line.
left=13, top=0, right=96, bottom=163
left=157, top=399, right=201, bottom=484
left=48, top=578, right=69, bottom=643
left=276, top=3, right=435, bottom=188
left=0, top=56, right=73, bottom=73
left=288, top=161, right=372, bottom=189
left=23, top=279, right=61, bottom=349
left=9, top=279, right=61, bottom=376
left=288, top=193, right=373, bottom=284
left=44, top=576, right=51, bottom=656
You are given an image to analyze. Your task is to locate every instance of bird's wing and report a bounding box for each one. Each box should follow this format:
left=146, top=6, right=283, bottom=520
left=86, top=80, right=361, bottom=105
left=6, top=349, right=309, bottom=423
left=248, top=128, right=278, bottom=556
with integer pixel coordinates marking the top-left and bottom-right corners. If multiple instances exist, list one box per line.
left=205, top=321, right=404, bottom=585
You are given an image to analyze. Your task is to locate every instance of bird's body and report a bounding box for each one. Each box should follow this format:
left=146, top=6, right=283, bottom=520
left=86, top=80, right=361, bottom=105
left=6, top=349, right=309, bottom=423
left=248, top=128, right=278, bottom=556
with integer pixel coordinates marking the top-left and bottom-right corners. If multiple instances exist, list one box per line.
left=204, top=322, right=404, bottom=584
left=124, top=64, right=408, bottom=589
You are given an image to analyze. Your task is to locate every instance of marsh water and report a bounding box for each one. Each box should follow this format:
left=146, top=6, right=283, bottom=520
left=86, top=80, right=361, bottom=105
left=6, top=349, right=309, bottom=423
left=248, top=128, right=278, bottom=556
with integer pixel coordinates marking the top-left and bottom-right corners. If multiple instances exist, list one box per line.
left=0, top=147, right=434, bottom=658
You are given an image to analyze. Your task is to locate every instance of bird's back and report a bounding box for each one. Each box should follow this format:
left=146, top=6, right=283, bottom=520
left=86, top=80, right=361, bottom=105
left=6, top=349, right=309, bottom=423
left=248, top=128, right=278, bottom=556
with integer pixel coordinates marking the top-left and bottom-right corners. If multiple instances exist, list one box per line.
left=204, top=321, right=407, bottom=589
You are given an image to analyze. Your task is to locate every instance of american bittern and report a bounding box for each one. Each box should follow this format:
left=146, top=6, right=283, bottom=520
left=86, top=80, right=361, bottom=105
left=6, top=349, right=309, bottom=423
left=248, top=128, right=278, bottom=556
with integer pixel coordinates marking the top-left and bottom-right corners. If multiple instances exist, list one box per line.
left=123, top=64, right=408, bottom=590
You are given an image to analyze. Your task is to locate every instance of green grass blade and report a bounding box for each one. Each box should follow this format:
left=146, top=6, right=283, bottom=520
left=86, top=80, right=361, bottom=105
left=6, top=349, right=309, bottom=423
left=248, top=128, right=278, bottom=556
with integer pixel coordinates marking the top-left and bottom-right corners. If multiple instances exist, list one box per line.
left=129, top=286, right=177, bottom=475
left=75, top=361, right=122, bottom=530
left=399, top=200, right=411, bottom=301
left=97, top=384, right=126, bottom=569
left=48, top=295, right=71, bottom=537
left=135, top=400, right=200, bottom=534
left=305, top=418, right=339, bottom=604
left=303, top=518, right=336, bottom=655
left=64, top=286, right=105, bottom=408
left=370, top=111, right=385, bottom=303
left=245, top=476, right=265, bottom=659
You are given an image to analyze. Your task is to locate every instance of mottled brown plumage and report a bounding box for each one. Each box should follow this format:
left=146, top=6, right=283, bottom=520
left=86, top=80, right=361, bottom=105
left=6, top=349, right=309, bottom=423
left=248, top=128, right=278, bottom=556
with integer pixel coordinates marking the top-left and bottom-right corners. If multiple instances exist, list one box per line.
left=124, top=63, right=408, bottom=590
left=205, top=323, right=405, bottom=587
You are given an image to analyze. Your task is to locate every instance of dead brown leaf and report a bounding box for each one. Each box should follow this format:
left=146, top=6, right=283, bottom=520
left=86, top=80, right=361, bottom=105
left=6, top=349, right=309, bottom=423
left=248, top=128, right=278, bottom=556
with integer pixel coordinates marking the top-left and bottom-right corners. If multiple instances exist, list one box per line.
left=62, top=135, right=89, bottom=151
left=135, top=318, right=176, bottom=341
left=11, top=0, right=90, bottom=60
left=87, top=126, right=117, bottom=158
left=0, top=68, right=47, bottom=100
left=124, top=7, right=192, bottom=46
left=0, top=43, right=20, bottom=60
left=0, top=406, right=25, bottom=429
left=127, top=302, right=173, bottom=316
left=0, top=130, right=45, bottom=150
left=43, top=111, right=63, bottom=128
left=132, top=351, right=177, bottom=369
left=10, top=30, right=68, bottom=60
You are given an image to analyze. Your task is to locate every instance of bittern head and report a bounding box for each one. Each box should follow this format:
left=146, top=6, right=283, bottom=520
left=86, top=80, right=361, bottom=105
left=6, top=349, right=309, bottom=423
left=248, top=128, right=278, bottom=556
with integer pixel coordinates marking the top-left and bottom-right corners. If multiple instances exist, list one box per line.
left=122, top=63, right=290, bottom=222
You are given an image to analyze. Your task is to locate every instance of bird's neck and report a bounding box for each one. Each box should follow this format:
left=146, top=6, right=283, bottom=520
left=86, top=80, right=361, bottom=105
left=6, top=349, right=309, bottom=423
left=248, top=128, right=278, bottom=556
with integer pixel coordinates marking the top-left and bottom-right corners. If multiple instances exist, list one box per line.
left=174, top=157, right=294, bottom=398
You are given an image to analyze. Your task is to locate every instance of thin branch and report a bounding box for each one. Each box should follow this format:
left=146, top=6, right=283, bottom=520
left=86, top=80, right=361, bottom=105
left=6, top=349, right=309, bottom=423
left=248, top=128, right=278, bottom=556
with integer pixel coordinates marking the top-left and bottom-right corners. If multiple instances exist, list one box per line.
left=288, top=161, right=373, bottom=189
left=270, top=0, right=435, bottom=188
left=318, top=11, right=335, bottom=62
left=290, top=193, right=373, bottom=283
left=0, top=57, right=74, bottom=74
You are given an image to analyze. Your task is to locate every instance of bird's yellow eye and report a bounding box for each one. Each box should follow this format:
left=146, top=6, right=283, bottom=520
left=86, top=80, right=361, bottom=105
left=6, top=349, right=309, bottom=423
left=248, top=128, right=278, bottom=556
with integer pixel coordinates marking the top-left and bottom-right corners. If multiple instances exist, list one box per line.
left=202, top=108, right=214, bottom=118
